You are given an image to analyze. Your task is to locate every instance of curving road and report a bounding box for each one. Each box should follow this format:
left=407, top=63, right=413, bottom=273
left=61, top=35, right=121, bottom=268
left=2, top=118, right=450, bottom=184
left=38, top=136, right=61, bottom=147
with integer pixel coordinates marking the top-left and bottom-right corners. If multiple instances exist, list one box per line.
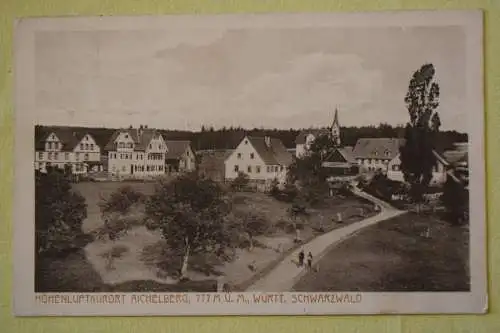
left=245, top=187, right=405, bottom=292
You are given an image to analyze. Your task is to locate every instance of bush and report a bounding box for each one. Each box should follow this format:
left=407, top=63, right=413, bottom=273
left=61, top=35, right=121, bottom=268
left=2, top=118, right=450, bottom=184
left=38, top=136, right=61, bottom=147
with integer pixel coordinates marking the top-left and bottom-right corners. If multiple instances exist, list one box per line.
left=270, top=181, right=297, bottom=202
left=231, top=172, right=250, bottom=191
left=441, top=177, right=469, bottom=225
left=35, top=167, right=89, bottom=258
left=99, top=185, right=144, bottom=215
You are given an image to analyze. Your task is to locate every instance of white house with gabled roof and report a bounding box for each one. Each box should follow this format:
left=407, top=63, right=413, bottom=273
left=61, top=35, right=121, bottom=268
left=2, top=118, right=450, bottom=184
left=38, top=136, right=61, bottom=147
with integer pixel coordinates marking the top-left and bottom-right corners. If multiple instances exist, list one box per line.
left=105, top=126, right=167, bottom=178
left=224, top=135, right=294, bottom=186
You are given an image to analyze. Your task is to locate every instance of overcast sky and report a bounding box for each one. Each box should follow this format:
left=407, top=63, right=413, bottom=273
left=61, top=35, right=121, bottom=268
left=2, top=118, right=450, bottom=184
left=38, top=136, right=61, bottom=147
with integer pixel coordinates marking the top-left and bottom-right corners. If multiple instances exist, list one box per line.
left=34, top=25, right=466, bottom=132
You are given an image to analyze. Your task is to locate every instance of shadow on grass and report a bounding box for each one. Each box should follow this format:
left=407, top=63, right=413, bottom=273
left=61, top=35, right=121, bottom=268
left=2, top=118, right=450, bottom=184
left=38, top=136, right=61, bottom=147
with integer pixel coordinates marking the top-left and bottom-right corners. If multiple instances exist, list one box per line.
left=36, top=249, right=217, bottom=293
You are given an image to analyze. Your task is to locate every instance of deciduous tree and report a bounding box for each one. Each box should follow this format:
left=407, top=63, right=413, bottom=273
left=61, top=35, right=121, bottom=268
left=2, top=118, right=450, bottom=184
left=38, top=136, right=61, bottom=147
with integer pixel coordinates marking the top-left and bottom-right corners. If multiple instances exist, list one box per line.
left=99, top=185, right=144, bottom=215
left=400, top=63, right=441, bottom=203
left=145, top=174, right=232, bottom=279
left=35, top=167, right=88, bottom=257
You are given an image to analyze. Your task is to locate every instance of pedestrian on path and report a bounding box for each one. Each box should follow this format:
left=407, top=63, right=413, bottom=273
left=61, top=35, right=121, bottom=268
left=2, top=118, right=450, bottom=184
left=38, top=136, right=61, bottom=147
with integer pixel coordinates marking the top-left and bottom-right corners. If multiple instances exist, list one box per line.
left=307, top=252, right=313, bottom=270
left=298, top=249, right=305, bottom=267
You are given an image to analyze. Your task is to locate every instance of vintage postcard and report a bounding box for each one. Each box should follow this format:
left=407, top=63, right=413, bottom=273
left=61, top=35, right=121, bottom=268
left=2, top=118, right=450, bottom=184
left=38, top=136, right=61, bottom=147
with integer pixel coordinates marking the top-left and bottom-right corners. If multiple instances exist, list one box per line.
left=13, top=10, right=486, bottom=316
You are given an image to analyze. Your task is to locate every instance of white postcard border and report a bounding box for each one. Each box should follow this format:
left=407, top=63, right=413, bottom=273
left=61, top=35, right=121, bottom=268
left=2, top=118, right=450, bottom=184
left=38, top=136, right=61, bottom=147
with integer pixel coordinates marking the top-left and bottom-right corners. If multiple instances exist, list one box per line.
left=13, top=10, right=487, bottom=316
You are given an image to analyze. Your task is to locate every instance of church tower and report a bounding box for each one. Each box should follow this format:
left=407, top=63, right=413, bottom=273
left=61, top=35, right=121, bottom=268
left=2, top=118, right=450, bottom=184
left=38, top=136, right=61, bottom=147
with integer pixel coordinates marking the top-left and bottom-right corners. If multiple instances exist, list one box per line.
left=331, top=107, right=341, bottom=146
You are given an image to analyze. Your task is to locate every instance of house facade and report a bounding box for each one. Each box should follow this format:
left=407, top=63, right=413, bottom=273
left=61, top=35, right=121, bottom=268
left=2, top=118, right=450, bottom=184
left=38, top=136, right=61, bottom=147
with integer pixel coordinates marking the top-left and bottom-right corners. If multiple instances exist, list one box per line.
left=321, top=146, right=359, bottom=177
left=386, top=151, right=449, bottom=185
left=35, top=129, right=102, bottom=175
left=352, top=138, right=404, bottom=173
left=352, top=137, right=449, bottom=185
left=105, top=127, right=167, bottom=178
left=224, top=135, right=293, bottom=186
left=165, top=140, right=196, bottom=174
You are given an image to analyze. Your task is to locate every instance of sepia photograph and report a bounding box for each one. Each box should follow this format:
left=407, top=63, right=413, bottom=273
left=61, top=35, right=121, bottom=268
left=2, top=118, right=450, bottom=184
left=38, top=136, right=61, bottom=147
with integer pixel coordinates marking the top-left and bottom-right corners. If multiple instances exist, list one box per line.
left=13, top=10, right=486, bottom=316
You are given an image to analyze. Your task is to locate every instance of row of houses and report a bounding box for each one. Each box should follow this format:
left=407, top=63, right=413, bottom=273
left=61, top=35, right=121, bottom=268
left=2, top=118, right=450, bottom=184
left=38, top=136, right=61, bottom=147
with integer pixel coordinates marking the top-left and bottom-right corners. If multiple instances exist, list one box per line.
left=221, top=109, right=469, bottom=189
left=35, top=110, right=468, bottom=188
left=34, top=125, right=196, bottom=179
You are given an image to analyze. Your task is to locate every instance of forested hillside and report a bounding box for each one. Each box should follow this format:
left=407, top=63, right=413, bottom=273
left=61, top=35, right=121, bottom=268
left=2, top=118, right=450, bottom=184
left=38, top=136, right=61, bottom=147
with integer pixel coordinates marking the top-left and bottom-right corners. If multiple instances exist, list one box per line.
left=34, top=124, right=467, bottom=152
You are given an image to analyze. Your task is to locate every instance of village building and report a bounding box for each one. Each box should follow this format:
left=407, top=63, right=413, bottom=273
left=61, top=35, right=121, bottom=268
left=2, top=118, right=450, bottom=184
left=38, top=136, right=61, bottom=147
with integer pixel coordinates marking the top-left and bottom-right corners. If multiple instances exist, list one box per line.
left=295, top=108, right=358, bottom=178
left=352, top=137, right=449, bottom=186
left=197, top=149, right=233, bottom=182
left=104, top=126, right=167, bottom=179
left=322, top=146, right=359, bottom=177
left=295, top=108, right=341, bottom=158
left=224, top=135, right=294, bottom=188
left=443, top=142, right=469, bottom=185
left=352, top=138, right=405, bottom=173
left=35, top=129, right=102, bottom=175
left=387, top=150, right=449, bottom=186
left=164, top=140, right=196, bottom=174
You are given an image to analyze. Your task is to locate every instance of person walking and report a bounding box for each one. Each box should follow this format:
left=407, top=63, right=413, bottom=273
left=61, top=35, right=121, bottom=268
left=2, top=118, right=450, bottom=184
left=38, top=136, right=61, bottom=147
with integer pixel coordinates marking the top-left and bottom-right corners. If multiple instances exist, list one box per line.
left=298, top=249, right=305, bottom=267
left=307, top=252, right=313, bottom=270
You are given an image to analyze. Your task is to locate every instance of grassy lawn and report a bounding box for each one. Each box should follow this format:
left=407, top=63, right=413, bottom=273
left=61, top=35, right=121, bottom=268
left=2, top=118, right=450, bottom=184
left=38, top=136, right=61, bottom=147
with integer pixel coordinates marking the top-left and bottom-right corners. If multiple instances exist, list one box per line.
left=58, top=181, right=377, bottom=292
left=293, top=213, right=470, bottom=292
left=36, top=250, right=217, bottom=292
left=223, top=191, right=377, bottom=290
left=73, top=181, right=155, bottom=232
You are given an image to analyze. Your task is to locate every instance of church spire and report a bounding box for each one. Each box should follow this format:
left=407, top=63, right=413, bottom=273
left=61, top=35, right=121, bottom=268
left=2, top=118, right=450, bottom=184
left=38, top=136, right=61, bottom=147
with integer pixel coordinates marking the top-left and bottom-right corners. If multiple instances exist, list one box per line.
left=331, top=107, right=341, bottom=146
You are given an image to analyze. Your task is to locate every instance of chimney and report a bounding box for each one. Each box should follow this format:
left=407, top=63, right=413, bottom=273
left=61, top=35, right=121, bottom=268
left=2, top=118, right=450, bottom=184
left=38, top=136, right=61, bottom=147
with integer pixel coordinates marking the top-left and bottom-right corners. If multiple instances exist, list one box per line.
left=264, top=136, right=271, bottom=147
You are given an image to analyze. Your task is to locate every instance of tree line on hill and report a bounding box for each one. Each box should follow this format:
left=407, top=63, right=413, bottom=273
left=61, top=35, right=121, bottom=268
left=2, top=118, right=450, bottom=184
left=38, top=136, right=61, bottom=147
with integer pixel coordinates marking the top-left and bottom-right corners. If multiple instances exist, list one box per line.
left=35, top=123, right=467, bottom=152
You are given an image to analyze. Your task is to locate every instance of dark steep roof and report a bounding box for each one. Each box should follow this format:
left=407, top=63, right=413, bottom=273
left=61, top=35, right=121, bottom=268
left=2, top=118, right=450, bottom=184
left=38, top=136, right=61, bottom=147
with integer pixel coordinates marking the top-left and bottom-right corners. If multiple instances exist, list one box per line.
left=295, top=129, right=330, bottom=144
left=352, top=138, right=405, bottom=160
left=35, top=128, right=88, bottom=152
left=104, top=128, right=162, bottom=152
left=165, top=140, right=192, bottom=159
left=247, top=136, right=294, bottom=166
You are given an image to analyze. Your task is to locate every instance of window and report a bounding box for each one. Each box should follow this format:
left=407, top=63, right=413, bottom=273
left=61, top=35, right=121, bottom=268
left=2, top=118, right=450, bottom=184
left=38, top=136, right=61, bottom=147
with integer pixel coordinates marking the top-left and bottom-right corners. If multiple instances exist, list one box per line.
left=250, top=153, right=255, bottom=159
left=267, top=166, right=271, bottom=173
left=122, top=166, right=126, bottom=172
left=65, top=153, right=69, bottom=160
left=90, top=144, right=94, bottom=150
left=280, top=166, right=284, bottom=171
left=127, top=143, right=133, bottom=148
left=54, top=152, right=58, bottom=160
left=38, top=152, right=43, bottom=160
left=237, top=153, right=242, bottom=159
left=84, top=153, right=89, bottom=161
left=234, top=165, right=239, bottom=172
left=75, top=153, right=80, bottom=161
left=247, top=166, right=252, bottom=173
left=149, top=144, right=152, bottom=149
left=85, top=143, right=89, bottom=150
left=384, top=150, right=390, bottom=157
left=244, top=140, right=248, bottom=145
left=118, top=142, right=124, bottom=148
left=48, top=152, right=52, bottom=160
left=256, top=166, right=261, bottom=173
left=80, top=143, right=84, bottom=150
left=186, top=151, right=189, bottom=156
left=274, top=166, right=279, bottom=172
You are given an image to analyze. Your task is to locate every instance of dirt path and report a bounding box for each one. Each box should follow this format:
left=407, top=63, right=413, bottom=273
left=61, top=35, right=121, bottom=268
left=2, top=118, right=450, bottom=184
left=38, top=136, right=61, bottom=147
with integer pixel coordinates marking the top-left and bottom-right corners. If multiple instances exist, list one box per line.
left=245, top=188, right=405, bottom=292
